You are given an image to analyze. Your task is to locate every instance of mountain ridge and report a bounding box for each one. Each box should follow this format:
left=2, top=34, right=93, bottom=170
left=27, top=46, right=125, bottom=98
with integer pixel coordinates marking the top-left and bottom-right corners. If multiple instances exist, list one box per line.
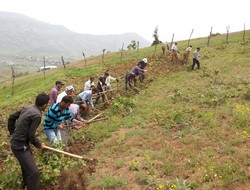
left=0, top=11, right=150, bottom=59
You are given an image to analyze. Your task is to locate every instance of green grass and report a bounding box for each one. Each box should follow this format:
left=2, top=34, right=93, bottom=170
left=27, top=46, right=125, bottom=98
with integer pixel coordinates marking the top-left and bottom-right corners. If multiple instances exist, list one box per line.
left=1, top=30, right=250, bottom=189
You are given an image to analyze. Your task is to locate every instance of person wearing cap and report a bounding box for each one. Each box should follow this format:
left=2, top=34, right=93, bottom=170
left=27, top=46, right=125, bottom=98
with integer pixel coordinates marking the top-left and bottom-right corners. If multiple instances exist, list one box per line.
left=183, top=45, right=192, bottom=65
left=191, top=47, right=201, bottom=70
left=84, top=77, right=95, bottom=91
left=56, top=85, right=74, bottom=103
left=49, top=81, right=64, bottom=106
left=43, top=96, right=83, bottom=145
left=137, top=58, right=148, bottom=82
left=125, top=61, right=147, bottom=90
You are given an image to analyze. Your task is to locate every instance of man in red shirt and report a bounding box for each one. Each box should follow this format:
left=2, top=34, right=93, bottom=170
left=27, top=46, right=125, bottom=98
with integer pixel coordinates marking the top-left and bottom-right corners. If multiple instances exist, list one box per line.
left=49, top=81, right=64, bottom=106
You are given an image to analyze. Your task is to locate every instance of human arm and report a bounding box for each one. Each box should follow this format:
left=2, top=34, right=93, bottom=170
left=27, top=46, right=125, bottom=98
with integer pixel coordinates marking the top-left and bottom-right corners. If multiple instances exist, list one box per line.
left=28, top=116, right=43, bottom=148
left=8, top=109, right=22, bottom=135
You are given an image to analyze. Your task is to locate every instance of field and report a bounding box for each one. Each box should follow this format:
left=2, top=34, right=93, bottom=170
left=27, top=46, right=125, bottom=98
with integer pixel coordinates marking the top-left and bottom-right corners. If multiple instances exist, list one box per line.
left=0, top=30, right=249, bottom=190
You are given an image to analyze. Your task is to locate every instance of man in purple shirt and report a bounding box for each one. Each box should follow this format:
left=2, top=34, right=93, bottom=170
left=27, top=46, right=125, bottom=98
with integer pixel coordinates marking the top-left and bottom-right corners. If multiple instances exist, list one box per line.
left=125, top=62, right=147, bottom=90
left=49, top=80, right=64, bottom=106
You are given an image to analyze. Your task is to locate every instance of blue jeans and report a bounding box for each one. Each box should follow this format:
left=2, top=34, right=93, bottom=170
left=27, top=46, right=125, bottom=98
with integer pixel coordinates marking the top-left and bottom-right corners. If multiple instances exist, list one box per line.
left=44, top=128, right=62, bottom=145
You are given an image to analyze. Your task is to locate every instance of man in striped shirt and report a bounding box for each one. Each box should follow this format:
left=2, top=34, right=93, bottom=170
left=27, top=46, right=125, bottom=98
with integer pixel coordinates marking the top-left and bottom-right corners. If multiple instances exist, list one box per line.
left=43, top=96, right=83, bottom=145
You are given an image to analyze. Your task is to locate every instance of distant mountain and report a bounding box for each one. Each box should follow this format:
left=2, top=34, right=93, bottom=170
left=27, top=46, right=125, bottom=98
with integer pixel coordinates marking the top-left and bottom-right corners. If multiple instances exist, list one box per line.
left=0, top=11, right=150, bottom=59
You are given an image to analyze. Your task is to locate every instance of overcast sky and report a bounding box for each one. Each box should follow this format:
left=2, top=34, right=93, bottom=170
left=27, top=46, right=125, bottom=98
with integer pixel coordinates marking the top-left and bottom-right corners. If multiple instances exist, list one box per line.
left=1, top=0, right=249, bottom=42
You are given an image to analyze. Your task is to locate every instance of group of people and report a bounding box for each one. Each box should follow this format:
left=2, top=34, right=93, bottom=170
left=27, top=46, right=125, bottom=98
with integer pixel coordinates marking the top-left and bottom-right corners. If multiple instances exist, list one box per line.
left=7, top=68, right=121, bottom=189
left=8, top=50, right=202, bottom=189
left=162, top=42, right=201, bottom=70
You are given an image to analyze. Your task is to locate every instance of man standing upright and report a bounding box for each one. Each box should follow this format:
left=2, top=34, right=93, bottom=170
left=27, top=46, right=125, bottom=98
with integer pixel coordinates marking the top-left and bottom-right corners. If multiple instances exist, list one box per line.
left=191, top=47, right=201, bottom=70
left=84, top=77, right=95, bottom=91
left=49, top=81, right=64, bottom=106
left=170, top=42, right=179, bottom=63
left=9, top=93, right=50, bottom=190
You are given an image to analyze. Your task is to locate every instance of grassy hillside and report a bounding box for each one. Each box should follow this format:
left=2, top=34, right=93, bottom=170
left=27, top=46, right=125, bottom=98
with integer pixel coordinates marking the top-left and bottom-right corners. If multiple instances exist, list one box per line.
left=0, top=31, right=249, bottom=190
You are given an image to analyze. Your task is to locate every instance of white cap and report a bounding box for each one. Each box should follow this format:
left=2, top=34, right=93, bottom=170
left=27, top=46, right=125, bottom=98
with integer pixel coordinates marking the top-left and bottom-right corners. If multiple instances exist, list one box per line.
left=142, top=58, right=148, bottom=63
left=65, top=85, right=74, bottom=91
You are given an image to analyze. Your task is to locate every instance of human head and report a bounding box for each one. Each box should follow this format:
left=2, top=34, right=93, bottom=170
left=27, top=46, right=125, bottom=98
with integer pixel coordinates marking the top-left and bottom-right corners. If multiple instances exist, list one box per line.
left=189, top=45, right=192, bottom=48
left=197, top=47, right=200, bottom=51
left=65, top=85, right=74, bottom=96
left=175, top=42, right=178, bottom=45
left=61, top=95, right=73, bottom=109
left=104, top=72, right=109, bottom=78
left=55, top=80, right=64, bottom=89
left=142, top=58, right=148, bottom=64
left=35, top=92, right=50, bottom=111
left=90, top=77, right=94, bottom=82
left=90, top=85, right=97, bottom=93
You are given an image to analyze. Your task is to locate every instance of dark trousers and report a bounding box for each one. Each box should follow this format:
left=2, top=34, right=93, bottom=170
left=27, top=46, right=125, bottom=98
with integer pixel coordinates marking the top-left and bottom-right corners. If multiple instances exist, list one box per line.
left=192, top=58, right=200, bottom=70
left=125, top=74, right=136, bottom=90
left=11, top=147, right=40, bottom=190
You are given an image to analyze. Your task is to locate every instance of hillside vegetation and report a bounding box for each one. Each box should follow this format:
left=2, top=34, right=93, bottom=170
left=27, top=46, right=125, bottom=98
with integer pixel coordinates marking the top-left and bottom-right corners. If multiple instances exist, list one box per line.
left=0, top=30, right=250, bottom=190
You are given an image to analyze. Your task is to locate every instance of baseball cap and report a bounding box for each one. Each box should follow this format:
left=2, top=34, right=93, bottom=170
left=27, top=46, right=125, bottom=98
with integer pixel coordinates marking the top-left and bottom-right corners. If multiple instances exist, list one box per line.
left=65, top=85, right=74, bottom=91
left=56, top=81, right=64, bottom=85
left=142, top=58, right=148, bottom=63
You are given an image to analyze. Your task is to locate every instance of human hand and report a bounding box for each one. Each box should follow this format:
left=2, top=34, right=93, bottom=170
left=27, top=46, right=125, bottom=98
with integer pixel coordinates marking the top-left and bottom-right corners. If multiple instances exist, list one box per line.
left=57, top=125, right=63, bottom=129
left=41, top=143, right=46, bottom=149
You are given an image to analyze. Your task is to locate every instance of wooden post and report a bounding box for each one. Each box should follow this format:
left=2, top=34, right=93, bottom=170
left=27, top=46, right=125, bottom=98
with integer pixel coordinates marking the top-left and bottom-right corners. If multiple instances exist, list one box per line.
left=136, top=41, right=140, bottom=60
left=243, top=23, right=246, bottom=43
left=61, top=56, right=66, bottom=69
left=170, top=33, right=175, bottom=50
left=43, top=56, right=45, bottom=79
left=11, top=66, right=15, bottom=96
left=120, top=43, right=124, bottom=62
left=207, top=26, right=213, bottom=47
left=82, top=52, right=87, bottom=68
left=187, top=29, right=194, bottom=47
left=226, top=26, right=230, bottom=43
left=102, top=49, right=106, bottom=63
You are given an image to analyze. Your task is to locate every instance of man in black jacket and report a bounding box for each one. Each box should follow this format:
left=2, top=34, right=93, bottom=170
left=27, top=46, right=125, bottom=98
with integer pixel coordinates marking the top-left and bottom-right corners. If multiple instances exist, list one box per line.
left=8, top=93, right=49, bottom=190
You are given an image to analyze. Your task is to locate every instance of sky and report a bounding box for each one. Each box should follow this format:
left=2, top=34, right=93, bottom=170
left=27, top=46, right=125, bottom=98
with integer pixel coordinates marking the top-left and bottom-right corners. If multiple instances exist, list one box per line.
left=0, top=0, right=249, bottom=42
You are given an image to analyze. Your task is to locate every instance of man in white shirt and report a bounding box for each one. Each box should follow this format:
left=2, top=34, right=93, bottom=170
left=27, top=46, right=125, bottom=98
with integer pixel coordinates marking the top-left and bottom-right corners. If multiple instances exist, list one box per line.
left=56, top=85, right=74, bottom=103
left=170, top=42, right=179, bottom=63
left=191, top=47, right=201, bottom=70
left=84, top=77, right=95, bottom=91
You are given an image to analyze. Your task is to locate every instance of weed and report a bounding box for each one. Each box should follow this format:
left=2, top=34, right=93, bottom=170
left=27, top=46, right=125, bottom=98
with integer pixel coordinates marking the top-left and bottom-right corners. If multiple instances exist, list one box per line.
left=100, top=175, right=127, bottom=188
left=129, top=160, right=139, bottom=171
left=115, top=159, right=125, bottom=169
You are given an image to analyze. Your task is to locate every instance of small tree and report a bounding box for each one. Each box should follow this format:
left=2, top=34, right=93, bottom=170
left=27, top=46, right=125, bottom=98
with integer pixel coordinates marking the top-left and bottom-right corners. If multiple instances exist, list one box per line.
left=151, top=26, right=162, bottom=46
left=127, top=40, right=137, bottom=50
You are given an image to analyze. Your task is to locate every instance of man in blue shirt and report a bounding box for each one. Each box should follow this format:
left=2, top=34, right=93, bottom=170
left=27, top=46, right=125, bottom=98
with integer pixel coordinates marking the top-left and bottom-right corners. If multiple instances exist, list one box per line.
left=43, top=96, right=83, bottom=145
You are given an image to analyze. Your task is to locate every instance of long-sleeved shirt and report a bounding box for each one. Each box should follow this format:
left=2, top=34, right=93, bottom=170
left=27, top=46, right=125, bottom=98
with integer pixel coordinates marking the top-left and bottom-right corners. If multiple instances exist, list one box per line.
left=130, top=66, right=145, bottom=75
left=84, top=79, right=95, bottom=91
left=56, top=91, right=67, bottom=103
left=97, top=76, right=107, bottom=91
left=43, top=103, right=73, bottom=130
left=78, top=90, right=94, bottom=107
left=49, top=86, right=60, bottom=105
left=10, top=105, right=42, bottom=149
left=105, top=75, right=116, bottom=88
